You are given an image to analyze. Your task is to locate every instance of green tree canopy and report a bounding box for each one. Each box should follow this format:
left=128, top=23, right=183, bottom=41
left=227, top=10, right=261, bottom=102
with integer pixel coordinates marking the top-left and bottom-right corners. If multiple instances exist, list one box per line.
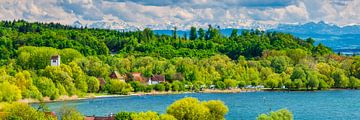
left=189, top=26, right=197, bottom=40
left=166, top=97, right=228, bottom=120
left=257, top=109, right=293, bottom=120
left=0, top=81, right=22, bottom=102
left=2, top=102, right=52, bottom=120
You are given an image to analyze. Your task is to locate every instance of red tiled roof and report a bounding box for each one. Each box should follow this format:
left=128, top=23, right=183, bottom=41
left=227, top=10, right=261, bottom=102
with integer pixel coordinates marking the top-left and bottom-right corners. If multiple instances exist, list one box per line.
left=44, top=112, right=56, bottom=118
left=85, top=116, right=115, bottom=120
left=151, top=75, right=165, bottom=82
left=110, top=71, right=125, bottom=80
left=85, top=117, right=95, bottom=120
left=110, top=71, right=121, bottom=79
left=51, top=55, right=59, bottom=60
left=130, top=72, right=146, bottom=83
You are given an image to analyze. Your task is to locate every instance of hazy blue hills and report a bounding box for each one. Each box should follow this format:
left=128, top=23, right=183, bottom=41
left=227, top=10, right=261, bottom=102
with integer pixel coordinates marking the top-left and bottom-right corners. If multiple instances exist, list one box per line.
left=275, top=21, right=360, bottom=35
left=273, top=21, right=360, bottom=54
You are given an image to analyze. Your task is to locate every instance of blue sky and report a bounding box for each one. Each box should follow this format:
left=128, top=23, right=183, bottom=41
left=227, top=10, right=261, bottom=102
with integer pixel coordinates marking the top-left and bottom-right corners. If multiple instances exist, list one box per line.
left=0, top=0, right=359, bottom=27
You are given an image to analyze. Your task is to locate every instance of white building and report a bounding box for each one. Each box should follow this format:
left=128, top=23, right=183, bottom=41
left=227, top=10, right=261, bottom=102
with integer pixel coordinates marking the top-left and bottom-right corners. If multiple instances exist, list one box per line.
left=50, top=55, right=60, bottom=66
left=147, top=75, right=165, bottom=85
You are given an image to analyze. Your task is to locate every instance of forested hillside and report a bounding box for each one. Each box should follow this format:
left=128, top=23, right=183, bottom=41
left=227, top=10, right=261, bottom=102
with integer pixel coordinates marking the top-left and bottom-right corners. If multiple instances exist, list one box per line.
left=0, top=20, right=331, bottom=60
left=0, top=20, right=359, bottom=102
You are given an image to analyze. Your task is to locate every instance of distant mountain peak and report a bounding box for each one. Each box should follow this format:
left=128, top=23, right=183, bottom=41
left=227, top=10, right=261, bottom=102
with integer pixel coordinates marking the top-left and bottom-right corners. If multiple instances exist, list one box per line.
left=71, top=20, right=360, bottom=35
left=318, top=20, right=326, bottom=24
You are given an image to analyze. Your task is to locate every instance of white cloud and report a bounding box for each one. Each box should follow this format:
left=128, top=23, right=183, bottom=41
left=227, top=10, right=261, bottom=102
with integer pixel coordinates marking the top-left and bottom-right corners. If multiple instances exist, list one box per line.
left=0, top=0, right=79, bottom=24
left=300, top=0, right=360, bottom=25
left=0, top=0, right=359, bottom=28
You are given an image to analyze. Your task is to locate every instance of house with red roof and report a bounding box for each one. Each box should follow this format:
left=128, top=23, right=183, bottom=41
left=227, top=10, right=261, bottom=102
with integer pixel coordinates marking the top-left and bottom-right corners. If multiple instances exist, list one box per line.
left=110, top=71, right=126, bottom=82
left=50, top=55, right=60, bottom=66
left=148, top=75, right=166, bottom=85
left=129, top=72, right=146, bottom=83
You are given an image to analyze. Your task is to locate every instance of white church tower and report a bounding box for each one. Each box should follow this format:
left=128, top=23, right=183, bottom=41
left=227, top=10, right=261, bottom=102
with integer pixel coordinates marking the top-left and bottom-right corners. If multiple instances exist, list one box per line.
left=50, top=55, right=60, bottom=66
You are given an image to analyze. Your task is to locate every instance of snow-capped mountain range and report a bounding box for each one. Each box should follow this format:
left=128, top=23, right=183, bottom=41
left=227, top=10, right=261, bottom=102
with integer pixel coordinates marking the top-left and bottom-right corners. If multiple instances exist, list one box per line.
left=71, top=20, right=277, bottom=31
left=72, top=20, right=360, bottom=35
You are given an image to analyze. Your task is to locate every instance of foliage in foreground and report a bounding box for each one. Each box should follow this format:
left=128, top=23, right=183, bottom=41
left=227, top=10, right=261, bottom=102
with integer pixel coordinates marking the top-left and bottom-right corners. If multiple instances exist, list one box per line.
left=0, top=102, right=54, bottom=120
left=257, top=109, right=293, bottom=120
left=0, top=102, right=85, bottom=120
left=58, top=104, right=84, bottom=120
left=115, top=97, right=228, bottom=120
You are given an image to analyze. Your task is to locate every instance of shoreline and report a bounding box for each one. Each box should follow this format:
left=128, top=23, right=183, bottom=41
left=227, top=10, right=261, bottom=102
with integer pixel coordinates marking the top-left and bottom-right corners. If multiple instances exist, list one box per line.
left=26, top=91, right=198, bottom=104
left=23, top=88, right=357, bottom=104
left=26, top=88, right=261, bottom=104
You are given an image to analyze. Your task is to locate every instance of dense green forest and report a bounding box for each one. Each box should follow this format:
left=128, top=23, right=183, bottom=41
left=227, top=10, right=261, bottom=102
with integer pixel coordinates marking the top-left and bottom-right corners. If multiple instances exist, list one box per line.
left=0, top=20, right=359, bottom=103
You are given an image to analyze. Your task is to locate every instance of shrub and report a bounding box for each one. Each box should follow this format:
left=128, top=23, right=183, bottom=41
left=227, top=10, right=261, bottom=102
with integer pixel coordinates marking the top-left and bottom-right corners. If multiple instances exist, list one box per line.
left=257, top=109, right=293, bottom=120
left=167, top=97, right=228, bottom=120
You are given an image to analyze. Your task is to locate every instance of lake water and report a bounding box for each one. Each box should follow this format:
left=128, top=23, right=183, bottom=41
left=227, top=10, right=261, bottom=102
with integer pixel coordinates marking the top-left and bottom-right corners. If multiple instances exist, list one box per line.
left=34, top=90, right=360, bottom=120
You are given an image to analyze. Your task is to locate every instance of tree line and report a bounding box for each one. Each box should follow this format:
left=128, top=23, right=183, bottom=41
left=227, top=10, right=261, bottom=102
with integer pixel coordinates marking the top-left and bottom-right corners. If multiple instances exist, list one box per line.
left=0, top=20, right=330, bottom=60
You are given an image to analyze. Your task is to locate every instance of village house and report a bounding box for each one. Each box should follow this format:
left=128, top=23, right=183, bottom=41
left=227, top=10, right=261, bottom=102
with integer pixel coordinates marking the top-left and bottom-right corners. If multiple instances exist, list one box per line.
left=50, top=55, right=60, bottom=66
left=128, top=72, right=146, bottom=83
left=44, top=112, right=56, bottom=118
left=85, top=115, right=115, bottom=120
left=109, top=71, right=125, bottom=82
left=148, top=75, right=165, bottom=85
left=128, top=73, right=166, bottom=85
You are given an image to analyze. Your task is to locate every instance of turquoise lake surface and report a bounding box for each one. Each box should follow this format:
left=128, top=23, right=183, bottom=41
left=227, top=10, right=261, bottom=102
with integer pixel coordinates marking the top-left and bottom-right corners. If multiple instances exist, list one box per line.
left=34, top=90, right=360, bottom=120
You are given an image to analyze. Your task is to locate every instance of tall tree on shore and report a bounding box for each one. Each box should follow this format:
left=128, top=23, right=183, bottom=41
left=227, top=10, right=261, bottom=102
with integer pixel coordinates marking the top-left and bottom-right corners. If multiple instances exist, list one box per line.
left=172, top=26, right=177, bottom=40
left=230, top=29, right=238, bottom=40
left=190, top=26, right=197, bottom=40
left=142, top=28, right=154, bottom=43
left=205, top=25, right=212, bottom=40
left=198, top=28, right=205, bottom=40
left=183, top=33, right=188, bottom=40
